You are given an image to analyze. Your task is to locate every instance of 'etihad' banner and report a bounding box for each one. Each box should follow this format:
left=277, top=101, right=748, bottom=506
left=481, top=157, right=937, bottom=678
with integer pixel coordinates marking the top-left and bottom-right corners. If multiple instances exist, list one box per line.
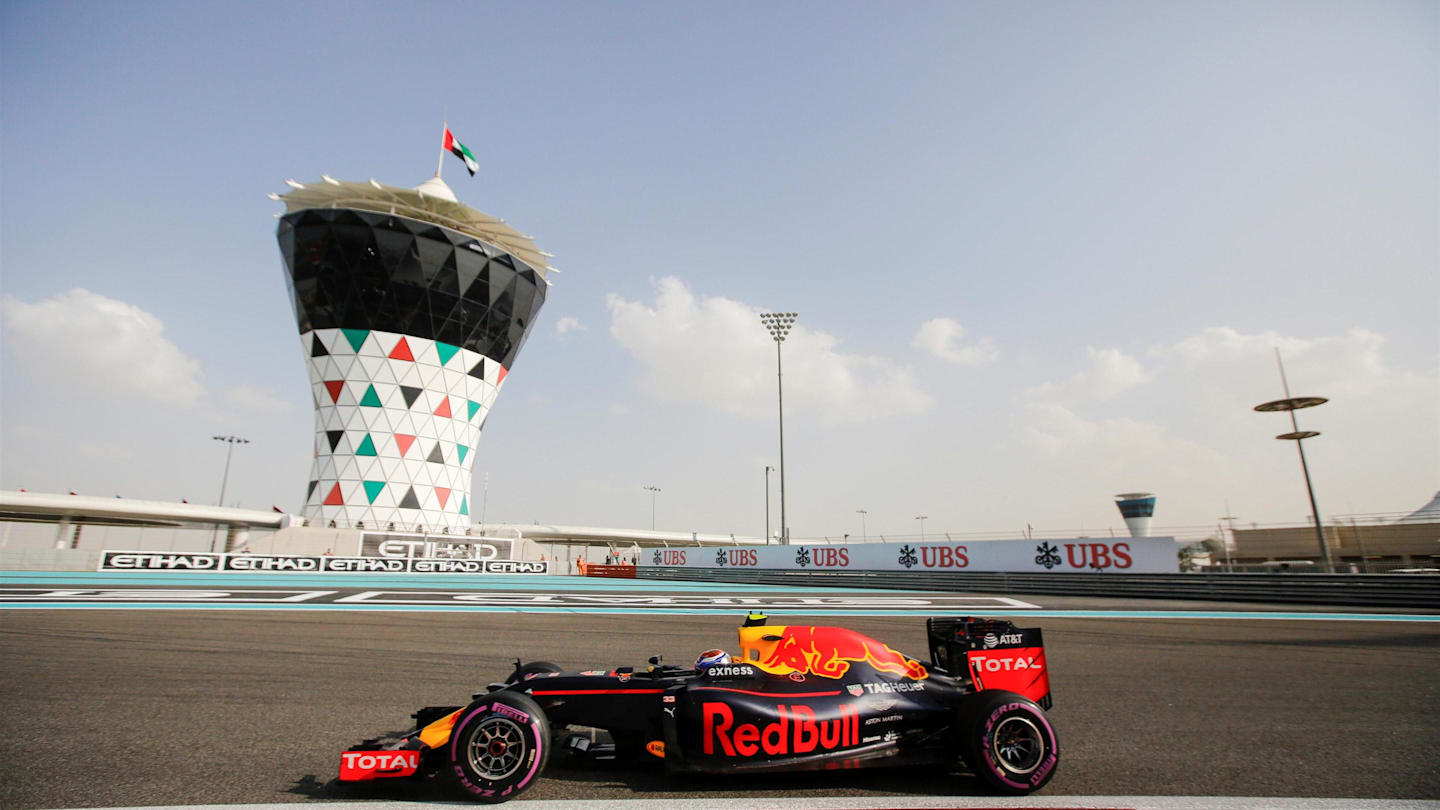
left=358, top=534, right=514, bottom=562
left=99, top=551, right=547, bottom=575
left=642, top=537, right=1178, bottom=574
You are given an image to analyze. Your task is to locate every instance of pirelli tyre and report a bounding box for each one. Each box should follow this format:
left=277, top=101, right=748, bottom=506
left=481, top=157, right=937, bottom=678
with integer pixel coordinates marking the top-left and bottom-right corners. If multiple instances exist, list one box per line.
left=448, top=692, right=551, bottom=803
left=957, top=691, right=1059, bottom=795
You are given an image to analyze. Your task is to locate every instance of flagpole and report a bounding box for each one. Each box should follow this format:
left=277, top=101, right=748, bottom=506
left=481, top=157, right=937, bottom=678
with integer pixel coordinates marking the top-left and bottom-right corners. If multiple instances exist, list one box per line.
left=436, top=120, right=447, bottom=179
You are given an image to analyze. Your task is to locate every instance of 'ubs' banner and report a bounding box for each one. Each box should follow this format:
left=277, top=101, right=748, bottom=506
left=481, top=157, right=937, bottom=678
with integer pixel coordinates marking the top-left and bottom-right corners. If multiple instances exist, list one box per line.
left=641, top=537, right=1178, bottom=574
left=99, top=551, right=547, bottom=575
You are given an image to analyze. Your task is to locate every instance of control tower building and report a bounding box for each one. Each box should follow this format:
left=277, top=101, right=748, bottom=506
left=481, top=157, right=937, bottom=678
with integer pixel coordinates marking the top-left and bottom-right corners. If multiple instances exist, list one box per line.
left=273, top=175, right=551, bottom=533
left=1114, top=492, right=1156, bottom=537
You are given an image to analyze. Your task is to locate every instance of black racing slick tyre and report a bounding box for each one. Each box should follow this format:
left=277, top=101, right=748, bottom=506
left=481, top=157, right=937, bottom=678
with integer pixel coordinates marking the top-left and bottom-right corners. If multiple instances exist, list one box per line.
left=958, top=691, right=1059, bottom=795
left=448, top=692, right=551, bottom=803
left=505, top=661, right=563, bottom=684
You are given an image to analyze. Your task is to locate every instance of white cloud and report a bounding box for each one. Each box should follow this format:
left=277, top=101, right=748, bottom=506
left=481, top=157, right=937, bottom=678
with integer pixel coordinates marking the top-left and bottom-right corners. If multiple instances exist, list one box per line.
left=606, top=277, right=934, bottom=426
left=911, top=317, right=998, bottom=366
left=10, top=424, right=134, bottom=460
left=1168, top=326, right=1409, bottom=403
left=1, top=289, right=205, bottom=405
left=1013, top=326, right=1438, bottom=523
left=555, top=316, right=584, bottom=335
left=223, top=385, right=294, bottom=414
left=1159, top=325, right=1440, bottom=443
left=1021, top=401, right=1227, bottom=471
left=1024, top=346, right=1148, bottom=403
left=1020, top=403, right=1100, bottom=453
left=609, top=402, right=631, bottom=416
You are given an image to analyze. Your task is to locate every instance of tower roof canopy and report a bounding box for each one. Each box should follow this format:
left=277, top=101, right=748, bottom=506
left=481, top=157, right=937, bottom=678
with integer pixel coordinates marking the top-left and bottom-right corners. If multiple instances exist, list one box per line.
left=1400, top=490, right=1440, bottom=522
left=273, top=176, right=554, bottom=278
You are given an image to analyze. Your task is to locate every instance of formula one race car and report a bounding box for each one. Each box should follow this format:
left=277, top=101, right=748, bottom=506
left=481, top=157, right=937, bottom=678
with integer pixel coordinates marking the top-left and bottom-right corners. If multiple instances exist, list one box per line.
left=339, top=615, right=1057, bottom=802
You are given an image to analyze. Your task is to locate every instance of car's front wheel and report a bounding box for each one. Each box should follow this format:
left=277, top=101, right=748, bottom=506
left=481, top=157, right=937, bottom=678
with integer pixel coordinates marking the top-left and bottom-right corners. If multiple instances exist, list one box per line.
left=957, top=691, right=1058, bottom=794
left=448, top=691, right=550, bottom=803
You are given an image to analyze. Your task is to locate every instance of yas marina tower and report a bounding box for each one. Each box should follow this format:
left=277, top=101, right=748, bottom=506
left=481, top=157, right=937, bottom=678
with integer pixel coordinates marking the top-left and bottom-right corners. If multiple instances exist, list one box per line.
left=273, top=174, right=551, bottom=533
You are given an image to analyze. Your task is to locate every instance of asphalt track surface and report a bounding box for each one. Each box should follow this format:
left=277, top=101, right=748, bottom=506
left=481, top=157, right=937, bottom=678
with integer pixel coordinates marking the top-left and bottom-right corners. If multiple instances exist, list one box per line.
left=0, top=575, right=1437, bottom=809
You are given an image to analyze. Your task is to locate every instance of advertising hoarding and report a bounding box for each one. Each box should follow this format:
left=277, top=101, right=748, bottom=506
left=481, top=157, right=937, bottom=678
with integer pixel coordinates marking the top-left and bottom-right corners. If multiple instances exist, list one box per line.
left=641, top=538, right=1177, bottom=574
left=99, top=551, right=546, bottom=574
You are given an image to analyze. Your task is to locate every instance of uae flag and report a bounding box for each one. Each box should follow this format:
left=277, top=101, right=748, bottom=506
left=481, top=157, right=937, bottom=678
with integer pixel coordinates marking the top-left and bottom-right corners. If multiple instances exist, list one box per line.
left=443, top=128, right=479, bottom=176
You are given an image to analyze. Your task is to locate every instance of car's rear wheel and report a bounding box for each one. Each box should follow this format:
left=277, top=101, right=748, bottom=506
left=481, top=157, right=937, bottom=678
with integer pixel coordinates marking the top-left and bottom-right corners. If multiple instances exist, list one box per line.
left=505, top=661, right=563, bottom=684
left=957, top=691, right=1058, bottom=795
left=448, top=692, right=550, bottom=803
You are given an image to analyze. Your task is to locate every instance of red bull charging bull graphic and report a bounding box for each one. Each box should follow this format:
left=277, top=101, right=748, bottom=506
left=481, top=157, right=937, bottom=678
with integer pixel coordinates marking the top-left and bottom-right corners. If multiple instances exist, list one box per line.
left=746, top=626, right=928, bottom=680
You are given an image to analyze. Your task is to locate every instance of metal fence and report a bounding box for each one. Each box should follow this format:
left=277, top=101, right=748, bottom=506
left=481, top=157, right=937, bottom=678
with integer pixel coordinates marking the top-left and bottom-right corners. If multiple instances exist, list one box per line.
left=637, top=567, right=1440, bottom=609
left=1212, top=560, right=1440, bottom=575
left=0, top=521, right=278, bottom=556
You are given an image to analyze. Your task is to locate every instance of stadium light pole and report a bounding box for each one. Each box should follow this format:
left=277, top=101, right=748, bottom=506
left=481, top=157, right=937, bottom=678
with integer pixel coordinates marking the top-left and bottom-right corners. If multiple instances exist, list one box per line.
left=915, top=515, right=928, bottom=542
left=1254, top=350, right=1332, bottom=572
left=211, top=435, right=249, bottom=551
left=759, top=312, right=797, bottom=544
left=1219, top=502, right=1238, bottom=572
left=856, top=509, right=868, bottom=543
left=479, top=471, right=489, bottom=533
left=213, top=435, right=250, bottom=509
left=764, top=466, right=775, bottom=544
left=643, top=485, right=661, bottom=531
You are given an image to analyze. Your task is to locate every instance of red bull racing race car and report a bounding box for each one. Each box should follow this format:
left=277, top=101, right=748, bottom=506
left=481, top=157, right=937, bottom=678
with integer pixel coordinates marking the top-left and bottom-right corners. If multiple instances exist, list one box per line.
left=340, top=615, right=1057, bottom=802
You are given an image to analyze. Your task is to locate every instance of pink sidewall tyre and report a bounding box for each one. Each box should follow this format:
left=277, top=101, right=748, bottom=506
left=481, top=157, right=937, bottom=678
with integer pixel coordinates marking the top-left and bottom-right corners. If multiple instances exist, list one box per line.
left=958, top=691, right=1059, bottom=795
left=448, top=691, right=551, bottom=803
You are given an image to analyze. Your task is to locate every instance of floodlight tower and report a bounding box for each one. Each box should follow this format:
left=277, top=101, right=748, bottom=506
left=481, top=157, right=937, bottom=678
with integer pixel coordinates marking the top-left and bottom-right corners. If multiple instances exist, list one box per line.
left=272, top=175, right=553, bottom=533
left=210, top=434, right=249, bottom=551
left=643, top=485, right=661, bottom=530
left=759, top=312, right=796, bottom=544
left=1254, top=350, right=1332, bottom=571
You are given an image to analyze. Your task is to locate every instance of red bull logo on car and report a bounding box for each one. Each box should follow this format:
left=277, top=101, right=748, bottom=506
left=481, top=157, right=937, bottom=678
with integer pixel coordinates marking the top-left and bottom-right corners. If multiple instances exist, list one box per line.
left=754, top=626, right=928, bottom=680
left=703, top=702, right=860, bottom=757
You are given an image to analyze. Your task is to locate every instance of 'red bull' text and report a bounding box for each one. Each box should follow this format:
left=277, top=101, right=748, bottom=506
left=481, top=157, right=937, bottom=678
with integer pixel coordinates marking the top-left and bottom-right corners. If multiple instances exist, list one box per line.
left=703, top=703, right=859, bottom=757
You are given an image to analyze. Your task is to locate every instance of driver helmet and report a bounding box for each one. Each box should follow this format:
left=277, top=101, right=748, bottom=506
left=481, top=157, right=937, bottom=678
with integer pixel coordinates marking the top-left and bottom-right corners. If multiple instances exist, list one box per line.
left=695, top=649, right=731, bottom=671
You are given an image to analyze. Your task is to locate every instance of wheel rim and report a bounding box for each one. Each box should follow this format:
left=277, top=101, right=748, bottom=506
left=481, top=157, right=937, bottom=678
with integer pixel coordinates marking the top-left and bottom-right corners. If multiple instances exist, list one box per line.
left=991, top=715, right=1045, bottom=775
left=467, top=715, right=527, bottom=780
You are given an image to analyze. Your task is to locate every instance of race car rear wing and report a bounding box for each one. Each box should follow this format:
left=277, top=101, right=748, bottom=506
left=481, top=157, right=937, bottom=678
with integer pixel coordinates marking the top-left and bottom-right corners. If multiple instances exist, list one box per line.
left=926, top=617, right=1051, bottom=709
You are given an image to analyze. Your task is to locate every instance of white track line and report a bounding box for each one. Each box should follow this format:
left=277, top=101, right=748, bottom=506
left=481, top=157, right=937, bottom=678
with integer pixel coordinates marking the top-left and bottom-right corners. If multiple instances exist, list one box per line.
left=58, top=797, right=1440, bottom=810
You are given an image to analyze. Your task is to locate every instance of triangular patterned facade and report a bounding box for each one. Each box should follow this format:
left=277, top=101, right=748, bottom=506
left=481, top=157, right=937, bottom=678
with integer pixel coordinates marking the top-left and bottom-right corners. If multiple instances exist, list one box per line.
left=277, top=196, right=547, bottom=532
left=294, top=327, right=515, bottom=531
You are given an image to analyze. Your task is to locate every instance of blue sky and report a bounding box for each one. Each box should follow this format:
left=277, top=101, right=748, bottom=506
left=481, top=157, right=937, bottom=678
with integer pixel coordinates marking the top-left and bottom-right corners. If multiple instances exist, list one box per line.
left=2, top=1, right=1436, bottom=541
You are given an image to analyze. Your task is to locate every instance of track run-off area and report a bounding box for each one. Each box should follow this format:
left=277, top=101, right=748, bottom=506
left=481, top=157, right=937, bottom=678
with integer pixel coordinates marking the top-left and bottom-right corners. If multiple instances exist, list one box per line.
left=0, top=571, right=1436, bottom=809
